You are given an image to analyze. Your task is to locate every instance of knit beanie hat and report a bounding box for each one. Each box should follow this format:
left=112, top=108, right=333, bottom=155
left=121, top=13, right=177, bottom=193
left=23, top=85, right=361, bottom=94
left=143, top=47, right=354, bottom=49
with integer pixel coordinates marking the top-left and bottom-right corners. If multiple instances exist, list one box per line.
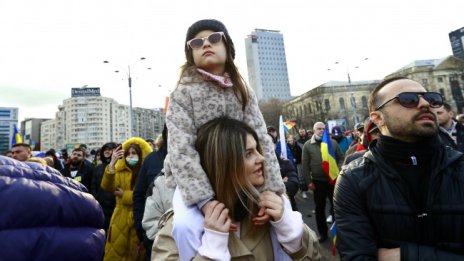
left=185, top=19, right=235, bottom=59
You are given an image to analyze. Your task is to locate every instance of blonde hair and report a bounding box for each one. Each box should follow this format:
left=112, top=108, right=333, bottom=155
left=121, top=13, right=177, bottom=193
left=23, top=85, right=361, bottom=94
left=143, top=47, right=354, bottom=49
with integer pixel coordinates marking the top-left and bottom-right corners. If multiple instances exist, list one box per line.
left=43, top=156, right=55, bottom=167
left=195, top=116, right=262, bottom=222
left=154, top=134, right=163, bottom=151
left=28, top=157, right=48, bottom=166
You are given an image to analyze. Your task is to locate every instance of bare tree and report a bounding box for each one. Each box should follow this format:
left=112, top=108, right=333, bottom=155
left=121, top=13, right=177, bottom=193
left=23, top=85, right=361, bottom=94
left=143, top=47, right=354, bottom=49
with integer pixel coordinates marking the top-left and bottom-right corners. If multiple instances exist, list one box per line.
left=259, top=98, right=284, bottom=128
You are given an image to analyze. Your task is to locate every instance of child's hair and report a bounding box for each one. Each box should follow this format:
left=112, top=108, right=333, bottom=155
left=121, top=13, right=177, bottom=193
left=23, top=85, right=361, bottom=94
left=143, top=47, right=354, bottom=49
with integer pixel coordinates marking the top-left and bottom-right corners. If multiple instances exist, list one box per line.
left=195, top=116, right=262, bottom=222
left=179, top=19, right=249, bottom=110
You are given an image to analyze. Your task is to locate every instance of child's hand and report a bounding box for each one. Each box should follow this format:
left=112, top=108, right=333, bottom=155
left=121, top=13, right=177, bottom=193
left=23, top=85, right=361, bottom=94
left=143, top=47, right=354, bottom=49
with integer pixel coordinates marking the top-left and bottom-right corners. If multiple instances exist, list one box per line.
left=203, top=200, right=231, bottom=233
left=201, top=200, right=217, bottom=215
left=258, top=191, right=284, bottom=222
left=253, top=206, right=271, bottom=225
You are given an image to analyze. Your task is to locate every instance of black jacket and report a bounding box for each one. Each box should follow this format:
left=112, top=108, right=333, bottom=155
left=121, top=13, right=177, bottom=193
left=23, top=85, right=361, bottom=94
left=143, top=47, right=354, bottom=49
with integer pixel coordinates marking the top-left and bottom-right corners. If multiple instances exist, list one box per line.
left=133, top=150, right=166, bottom=242
left=288, top=143, right=302, bottom=164
left=334, top=143, right=464, bottom=260
left=278, top=157, right=299, bottom=197
left=438, top=122, right=464, bottom=152
left=91, top=162, right=115, bottom=231
left=60, top=160, right=94, bottom=192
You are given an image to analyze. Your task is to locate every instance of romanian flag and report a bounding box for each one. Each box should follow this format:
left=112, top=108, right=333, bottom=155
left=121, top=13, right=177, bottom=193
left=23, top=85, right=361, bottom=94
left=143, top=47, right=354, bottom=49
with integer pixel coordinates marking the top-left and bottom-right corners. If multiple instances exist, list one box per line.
left=321, top=128, right=339, bottom=184
left=283, top=121, right=296, bottom=132
left=11, top=124, right=23, bottom=146
left=330, top=222, right=337, bottom=256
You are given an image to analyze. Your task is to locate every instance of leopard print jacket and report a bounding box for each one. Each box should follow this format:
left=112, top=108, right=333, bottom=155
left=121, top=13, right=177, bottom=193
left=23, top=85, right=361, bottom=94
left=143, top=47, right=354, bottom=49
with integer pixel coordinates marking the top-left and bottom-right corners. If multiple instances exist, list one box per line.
left=164, top=68, right=285, bottom=206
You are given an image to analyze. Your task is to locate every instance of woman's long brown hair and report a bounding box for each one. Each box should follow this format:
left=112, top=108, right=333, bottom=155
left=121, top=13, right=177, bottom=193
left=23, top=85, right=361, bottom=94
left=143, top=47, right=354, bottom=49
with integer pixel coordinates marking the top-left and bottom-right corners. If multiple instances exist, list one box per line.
left=195, top=116, right=262, bottom=223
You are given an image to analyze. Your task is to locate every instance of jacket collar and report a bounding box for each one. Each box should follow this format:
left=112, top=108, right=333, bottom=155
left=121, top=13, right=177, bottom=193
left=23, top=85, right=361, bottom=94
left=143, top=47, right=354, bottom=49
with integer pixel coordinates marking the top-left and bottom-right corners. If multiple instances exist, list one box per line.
left=228, top=220, right=269, bottom=258
left=365, top=140, right=463, bottom=179
left=309, top=134, right=321, bottom=144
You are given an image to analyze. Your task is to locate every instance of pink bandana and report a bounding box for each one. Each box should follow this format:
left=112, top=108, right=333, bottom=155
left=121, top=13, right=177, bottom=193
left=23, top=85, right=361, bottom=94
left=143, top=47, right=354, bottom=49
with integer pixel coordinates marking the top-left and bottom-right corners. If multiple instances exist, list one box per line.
left=196, top=68, right=233, bottom=88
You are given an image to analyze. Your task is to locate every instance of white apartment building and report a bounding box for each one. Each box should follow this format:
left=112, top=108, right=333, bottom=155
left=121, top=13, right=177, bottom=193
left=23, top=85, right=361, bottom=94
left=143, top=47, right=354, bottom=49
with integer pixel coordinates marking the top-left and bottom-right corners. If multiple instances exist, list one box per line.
left=245, top=29, right=292, bottom=101
left=40, top=119, right=57, bottom=151
left=40, top=87, right=165, bottom=151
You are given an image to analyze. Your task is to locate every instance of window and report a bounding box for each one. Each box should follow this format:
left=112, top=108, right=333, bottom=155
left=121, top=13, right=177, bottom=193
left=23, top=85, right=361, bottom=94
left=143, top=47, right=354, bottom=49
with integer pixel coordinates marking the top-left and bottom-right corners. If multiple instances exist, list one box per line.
left=437, top=77, right=443, bottom=83
left=351, top=96, right=357, bottom=109
left=439, top=88, right=445, bottom=96
left=362, top=96, right=368, bottom=108
left=339, top=98, right=346, bottom=110
left=324, top=99, right=331, bottom=111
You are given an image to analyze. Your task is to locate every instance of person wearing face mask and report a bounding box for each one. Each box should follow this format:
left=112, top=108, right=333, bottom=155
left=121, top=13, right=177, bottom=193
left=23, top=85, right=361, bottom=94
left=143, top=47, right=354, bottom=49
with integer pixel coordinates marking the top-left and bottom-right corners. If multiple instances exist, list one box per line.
left=100, top=137, right=152, bottom=261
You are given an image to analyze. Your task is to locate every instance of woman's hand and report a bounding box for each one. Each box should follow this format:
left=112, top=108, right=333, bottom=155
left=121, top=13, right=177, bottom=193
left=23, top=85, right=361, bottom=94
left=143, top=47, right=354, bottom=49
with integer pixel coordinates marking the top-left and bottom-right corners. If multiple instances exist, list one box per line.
left=259, top=191, right=284, bottom=222
left=253, top=207, right=271, bottom=225
left=109, top=145, right=124, bottom=170
left=203, top=200, right=231, bottom=233
left=114, top=187, right=123, bottom=197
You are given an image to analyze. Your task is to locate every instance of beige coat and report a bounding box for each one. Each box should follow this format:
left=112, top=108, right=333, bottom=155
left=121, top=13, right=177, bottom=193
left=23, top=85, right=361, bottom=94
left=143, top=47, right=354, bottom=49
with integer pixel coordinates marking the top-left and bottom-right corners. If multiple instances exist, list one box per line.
left=142, top=174, right=174, bottom=240
left=152, top=211, right=321, bottom=260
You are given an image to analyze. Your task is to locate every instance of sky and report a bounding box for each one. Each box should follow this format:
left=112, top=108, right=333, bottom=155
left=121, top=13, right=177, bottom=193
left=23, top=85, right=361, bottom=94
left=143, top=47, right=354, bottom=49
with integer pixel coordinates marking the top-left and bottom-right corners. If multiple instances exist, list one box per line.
left=1, top=0, right=463, bottom=122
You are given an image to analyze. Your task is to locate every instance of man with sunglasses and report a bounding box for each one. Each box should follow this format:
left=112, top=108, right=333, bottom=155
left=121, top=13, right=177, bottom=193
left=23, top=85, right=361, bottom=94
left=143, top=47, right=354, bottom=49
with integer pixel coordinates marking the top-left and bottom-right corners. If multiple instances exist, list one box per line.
left=334, top=77, right=464, bottom=260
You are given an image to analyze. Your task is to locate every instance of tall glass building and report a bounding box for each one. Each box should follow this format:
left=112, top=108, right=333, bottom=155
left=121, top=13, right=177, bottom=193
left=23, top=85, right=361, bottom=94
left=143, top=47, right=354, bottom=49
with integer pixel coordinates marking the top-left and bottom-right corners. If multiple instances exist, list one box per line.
left=245, top=29, right=292, bottom=101
left=0, top=107, right=19, bottom=153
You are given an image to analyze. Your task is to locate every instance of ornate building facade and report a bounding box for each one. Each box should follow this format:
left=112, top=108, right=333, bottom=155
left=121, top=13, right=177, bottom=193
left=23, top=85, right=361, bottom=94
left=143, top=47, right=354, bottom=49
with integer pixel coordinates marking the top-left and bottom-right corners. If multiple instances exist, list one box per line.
left=282, top=56, right=464, bottom=132
left=385, top=55, right=464, bottom=113
left=282, top=81, right=380, bottom=131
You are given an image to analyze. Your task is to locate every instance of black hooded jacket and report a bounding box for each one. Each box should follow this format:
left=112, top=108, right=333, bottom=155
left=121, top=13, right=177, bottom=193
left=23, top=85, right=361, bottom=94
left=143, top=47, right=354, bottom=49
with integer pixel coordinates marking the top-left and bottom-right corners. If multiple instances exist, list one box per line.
left=91, top=142, right=117, bottom=231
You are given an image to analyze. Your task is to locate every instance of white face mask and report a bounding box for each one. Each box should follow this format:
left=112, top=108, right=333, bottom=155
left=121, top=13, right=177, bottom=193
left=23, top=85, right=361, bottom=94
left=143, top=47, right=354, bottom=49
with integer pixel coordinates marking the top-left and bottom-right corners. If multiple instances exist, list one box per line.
left=126, top=155, right=139, bottom=166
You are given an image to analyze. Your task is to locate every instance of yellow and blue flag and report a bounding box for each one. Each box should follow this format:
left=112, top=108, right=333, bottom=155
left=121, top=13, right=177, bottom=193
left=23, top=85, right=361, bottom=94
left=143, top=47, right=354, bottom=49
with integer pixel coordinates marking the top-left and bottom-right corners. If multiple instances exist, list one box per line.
left=321, top=128, right=339, bottom=184
left=331, top=222, right=337, bottom=256
left=11, top=124, right=23, bottom=146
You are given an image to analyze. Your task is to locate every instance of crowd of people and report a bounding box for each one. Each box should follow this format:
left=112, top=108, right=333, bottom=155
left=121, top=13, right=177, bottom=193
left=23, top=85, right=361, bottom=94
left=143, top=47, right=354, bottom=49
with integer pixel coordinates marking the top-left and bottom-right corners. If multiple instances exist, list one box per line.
left=2, top=18, right=464, bottom=260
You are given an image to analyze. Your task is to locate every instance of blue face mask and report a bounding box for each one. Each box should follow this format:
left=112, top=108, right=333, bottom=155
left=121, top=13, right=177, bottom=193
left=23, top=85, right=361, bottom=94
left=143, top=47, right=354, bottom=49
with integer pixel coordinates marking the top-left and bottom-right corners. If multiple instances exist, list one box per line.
left=126, top=156, right=139, bottom=166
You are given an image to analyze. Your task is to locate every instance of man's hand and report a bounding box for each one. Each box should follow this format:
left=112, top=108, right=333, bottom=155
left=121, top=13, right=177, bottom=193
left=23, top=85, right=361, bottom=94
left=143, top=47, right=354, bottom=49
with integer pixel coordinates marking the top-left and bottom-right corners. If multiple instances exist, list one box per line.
left=378, top=248, right=400, bottom=261
left=203, top=200, right=231, bottom=233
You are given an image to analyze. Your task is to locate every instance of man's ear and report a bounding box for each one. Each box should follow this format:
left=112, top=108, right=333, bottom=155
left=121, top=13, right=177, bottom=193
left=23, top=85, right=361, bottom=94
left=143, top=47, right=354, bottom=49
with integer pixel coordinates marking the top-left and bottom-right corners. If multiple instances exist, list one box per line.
left=370, top=111, right=384, bottom=128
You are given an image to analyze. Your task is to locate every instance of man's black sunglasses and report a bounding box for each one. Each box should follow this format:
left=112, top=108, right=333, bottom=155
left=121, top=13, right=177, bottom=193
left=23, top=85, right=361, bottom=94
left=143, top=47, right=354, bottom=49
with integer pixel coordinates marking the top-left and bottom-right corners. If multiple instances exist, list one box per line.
left=375, top=92, right=443, bottom=111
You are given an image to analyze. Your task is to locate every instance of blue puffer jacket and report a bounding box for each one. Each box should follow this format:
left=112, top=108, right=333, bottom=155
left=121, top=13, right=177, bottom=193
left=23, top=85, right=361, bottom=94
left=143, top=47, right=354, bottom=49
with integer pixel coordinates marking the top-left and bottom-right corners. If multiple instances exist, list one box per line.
left=0, top=156, right=105, bottom=261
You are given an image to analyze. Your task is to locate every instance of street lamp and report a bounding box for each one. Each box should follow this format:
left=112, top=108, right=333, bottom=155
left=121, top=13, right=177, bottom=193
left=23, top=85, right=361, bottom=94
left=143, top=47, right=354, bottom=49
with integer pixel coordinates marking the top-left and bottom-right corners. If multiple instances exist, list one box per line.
left=103, top=57, right=150, bottom=137
left=327, top=57, right=369, bottom=84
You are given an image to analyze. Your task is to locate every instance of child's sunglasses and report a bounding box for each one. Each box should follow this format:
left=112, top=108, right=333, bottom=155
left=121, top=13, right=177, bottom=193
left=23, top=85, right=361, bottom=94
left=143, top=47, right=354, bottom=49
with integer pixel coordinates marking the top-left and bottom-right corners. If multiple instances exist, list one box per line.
left=187, top=32, right=226, bottom=50
left=375, top=92, right=443, bottom=110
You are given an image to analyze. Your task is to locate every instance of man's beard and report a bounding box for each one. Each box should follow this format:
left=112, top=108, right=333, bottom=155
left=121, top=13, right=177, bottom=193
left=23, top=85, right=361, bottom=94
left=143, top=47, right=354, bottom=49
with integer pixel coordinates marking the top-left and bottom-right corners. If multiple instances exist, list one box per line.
left=384, top=109, right=438, bottom=139
left=314, top=134, right=322, bottom=141
left=71, top=159, right=82, bottom=167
